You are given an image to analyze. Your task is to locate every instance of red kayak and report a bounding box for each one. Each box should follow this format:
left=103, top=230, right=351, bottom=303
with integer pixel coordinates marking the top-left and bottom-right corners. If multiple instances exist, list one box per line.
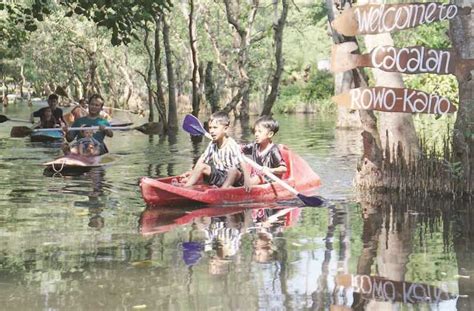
left=140, top=145, right=321, bottom=206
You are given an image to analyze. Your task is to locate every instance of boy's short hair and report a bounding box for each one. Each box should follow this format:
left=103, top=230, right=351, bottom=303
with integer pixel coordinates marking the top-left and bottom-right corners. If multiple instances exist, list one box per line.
left=209, top=111, right=230, bottom=126
left=48, top=94, right=59, bottom=102
left=254, top=116, right=279, bottom=134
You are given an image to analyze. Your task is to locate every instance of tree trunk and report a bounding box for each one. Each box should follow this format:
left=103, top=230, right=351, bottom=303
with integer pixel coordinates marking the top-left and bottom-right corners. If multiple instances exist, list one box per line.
left=261, top=0, right=288, bottom=116
left=19, top=64, right=25, bottom=98
left=153, top=15, right=168, bottom=130
left=360, top=0, right=419, bottom=161
left=163, top=14, right=178, bottom=129
left=222, top=0, right=258, bottom=119
left=119, top=53, right=134, bottom=110
left=143, top=26, right=156, bottom=123
left=188, top=0, right=200, bottom=117
left=205, top=62, right=219, bottom=113
left=450, top=0, right=473, bottom=190
left=103, top=58, right=119, bottom=108
left=327, top=0, right=384, bottom=189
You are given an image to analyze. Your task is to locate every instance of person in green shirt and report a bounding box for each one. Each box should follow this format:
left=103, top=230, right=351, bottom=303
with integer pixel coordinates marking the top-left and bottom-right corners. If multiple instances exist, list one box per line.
left=64, top=94, right=113, bottom=155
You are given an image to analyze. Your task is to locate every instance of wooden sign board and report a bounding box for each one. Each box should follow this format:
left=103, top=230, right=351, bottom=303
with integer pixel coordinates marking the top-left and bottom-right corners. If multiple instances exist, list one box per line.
left=332, top=3, right=471, bottom=36
left=332, top=87, right=457, bottom=114
left=336, top=274, right=456, bottom=304
left=331, top=42, right=474, bottom=75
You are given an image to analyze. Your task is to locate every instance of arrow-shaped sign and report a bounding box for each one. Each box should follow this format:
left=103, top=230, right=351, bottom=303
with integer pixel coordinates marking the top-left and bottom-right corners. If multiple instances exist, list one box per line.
left=332, top=3, right=471, bottom=36
left=331, top=42, right=474, bottom=75
left=332, top=87, right=457, bottom=114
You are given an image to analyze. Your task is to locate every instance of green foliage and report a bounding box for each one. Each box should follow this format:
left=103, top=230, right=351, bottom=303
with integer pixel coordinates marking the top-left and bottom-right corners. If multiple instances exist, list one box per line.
left=302, top=70, right=334, bottom=102
left=404, top=74, right=458, bottom=105
left=9, top=0, right=173, bottom=46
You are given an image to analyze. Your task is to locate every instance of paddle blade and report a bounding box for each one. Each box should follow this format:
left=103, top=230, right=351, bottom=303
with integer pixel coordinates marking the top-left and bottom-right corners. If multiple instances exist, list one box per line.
left=297, top=193, right=324, bottom=207
left=182, top=114, right=206, bottom=136
left=10, top=126, right=33, bottom=138
left=0, top=115, right=9, bottom=123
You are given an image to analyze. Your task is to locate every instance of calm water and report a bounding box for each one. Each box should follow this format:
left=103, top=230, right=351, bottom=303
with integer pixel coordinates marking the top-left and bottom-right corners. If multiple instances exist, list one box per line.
left=0, top=103, right=472, bottom=310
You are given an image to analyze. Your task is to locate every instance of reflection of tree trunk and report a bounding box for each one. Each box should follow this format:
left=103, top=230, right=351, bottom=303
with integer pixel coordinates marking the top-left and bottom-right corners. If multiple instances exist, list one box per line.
left=453, top=209, right=474, bottom=310
left=163, top=15, right=178, bottom=129
left=188, top=0, right=200, bottom=117
left=311, top=208, right=337, bottom=310
left=261, top=0, right=288, bottom=116
left=450, top=0, right=473, bottom=190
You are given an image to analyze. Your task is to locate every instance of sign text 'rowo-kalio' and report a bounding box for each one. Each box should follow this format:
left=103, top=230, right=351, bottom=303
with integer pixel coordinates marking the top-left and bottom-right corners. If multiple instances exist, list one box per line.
left=332, top=87, right=457, bottom=114
left=336, top=274, right=456, bottom=304
left=330, top=42, right=474, bottom=74
left=332, top=3, right=471, bottom=36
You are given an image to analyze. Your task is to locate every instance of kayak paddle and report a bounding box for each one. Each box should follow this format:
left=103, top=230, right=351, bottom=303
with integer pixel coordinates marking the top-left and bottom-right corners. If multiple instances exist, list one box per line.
left=10, top=123, right=163, bottom=138
left=0, top=114, right=32, bottom=123
left=181, top=114, right=324, bottom=207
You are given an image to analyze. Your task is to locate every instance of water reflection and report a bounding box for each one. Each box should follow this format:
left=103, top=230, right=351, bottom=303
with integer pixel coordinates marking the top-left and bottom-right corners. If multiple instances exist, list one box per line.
left=2, top=107, right=473, bottom=309
left=140, top=203, right=302, bottom=271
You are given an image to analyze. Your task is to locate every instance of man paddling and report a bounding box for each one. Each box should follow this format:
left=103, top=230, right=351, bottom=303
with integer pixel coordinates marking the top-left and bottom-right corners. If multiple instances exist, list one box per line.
left=64, top=94, right=113, bottom=155
left=30, top=93, right=66, bottom=127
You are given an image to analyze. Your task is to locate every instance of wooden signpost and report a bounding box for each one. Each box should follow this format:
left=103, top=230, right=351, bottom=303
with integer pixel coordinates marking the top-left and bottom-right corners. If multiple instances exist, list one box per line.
left=331, top=42, right=474, bottom=75
left=332, top=87, right=457, bottom=114
left=330, top=2, right=470, bottom=115
left=332, top=3, right=470, bottom=36
left=336, top=274, right=456, bottom=304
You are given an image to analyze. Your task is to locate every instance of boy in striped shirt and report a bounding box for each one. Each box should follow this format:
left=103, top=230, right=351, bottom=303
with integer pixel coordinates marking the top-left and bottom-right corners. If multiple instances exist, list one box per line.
left=183, top=111, right=251, bottom=190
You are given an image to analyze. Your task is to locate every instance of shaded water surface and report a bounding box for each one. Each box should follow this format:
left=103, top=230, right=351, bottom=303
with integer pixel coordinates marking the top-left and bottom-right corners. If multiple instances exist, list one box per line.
left=0, top=103, right=472, bottom=310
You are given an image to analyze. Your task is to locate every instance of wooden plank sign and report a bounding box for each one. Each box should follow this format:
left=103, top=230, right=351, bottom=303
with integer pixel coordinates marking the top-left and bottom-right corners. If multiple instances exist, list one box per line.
left=336, top=274, right=456, bottom=304
left=332, top=87, right=457, bottom=114
left=331, top=42, right=474, bottom=75
left=332, top=3, right=471, bottom=36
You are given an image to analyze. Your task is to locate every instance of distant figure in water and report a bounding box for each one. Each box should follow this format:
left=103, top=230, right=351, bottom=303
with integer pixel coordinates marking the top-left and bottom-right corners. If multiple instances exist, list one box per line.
left=38, top=107, right=59, bottom=129
left=31, top=93, right=65, bottom=127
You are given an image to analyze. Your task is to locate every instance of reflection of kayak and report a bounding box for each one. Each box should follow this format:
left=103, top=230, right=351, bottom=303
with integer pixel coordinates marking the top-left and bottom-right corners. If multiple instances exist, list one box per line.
left=140, top=145, right=321, bottom=206
left=30, top=129, right=64, bottom=142
left=140, top=203, right=301, bottom=236
left=43, top=153, right=117, bottom=175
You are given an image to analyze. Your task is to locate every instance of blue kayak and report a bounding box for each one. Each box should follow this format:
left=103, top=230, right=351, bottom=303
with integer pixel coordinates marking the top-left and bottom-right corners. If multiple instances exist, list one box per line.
left=30, top=129, right=64, bottom=142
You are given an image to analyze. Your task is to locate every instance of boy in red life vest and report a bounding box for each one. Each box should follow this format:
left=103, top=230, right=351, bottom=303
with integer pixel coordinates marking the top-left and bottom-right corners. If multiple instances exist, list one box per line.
left=241, top=116, right=287, bottom=185
left=181, top=111, right=251, bottom=190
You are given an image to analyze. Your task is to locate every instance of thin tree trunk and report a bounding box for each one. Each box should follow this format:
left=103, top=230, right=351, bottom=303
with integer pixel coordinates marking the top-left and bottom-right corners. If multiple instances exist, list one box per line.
left=205, top=62, right=219, bottom=112
left=450, top=0, right=473, bottom=190
left=103, top=58, right=119, bottom=108
left=163, top=14, right=178, bottom=129
left=261, top=0, right=289, bottom=116
left=153, top=15, right=168, bottom=130
left=19, top=65, right=25, bottom=98
left=119, top=53, right=134, bottom=109
left=143, top=26, right=156, bottom=122
left=223, top=0, right=258, bottom=119
left=188, top=0, right=200, bottom=117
